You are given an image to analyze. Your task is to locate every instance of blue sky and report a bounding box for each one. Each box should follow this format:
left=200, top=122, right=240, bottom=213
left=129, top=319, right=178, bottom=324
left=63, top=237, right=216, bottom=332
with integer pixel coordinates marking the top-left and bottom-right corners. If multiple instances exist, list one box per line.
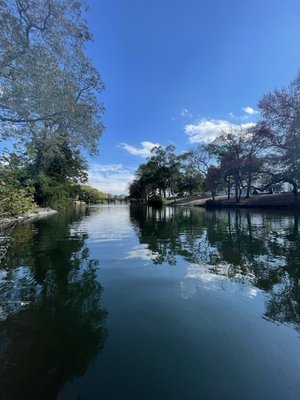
left=85, top=0, right=300, bottom=194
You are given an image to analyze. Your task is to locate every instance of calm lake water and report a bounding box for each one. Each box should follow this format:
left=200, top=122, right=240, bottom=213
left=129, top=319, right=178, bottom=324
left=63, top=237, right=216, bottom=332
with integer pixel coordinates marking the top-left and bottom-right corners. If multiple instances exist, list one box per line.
left=1, top=204, right=300, bottom=400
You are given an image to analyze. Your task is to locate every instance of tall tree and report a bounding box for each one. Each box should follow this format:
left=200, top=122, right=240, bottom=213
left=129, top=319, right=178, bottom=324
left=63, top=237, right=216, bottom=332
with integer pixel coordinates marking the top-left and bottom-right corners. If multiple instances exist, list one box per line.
left=259, top=72, right=300, bottom=196
left=207, top=128, right=246, bottom=202
left=129, top=145, right=193, bottom=201
left=206, top=125, right=270, bottom=201
left=0, top=0, right=105, bottom=205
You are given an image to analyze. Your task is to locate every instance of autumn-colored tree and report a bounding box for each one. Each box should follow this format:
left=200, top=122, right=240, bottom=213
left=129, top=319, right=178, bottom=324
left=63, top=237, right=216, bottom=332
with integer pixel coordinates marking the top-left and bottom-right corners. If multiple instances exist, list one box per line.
left=259, top=72, right=300, bottom=196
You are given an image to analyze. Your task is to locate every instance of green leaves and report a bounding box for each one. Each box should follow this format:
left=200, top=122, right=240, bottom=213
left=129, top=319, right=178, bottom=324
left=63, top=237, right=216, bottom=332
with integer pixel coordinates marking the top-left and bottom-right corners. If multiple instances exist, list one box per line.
left=130, top=145, right=204, bottom=200
left=75, top=185, right=106, bottom=204
left=0, top=185, right=35, bottom=217
left=0, top=1, right=105, bottom=212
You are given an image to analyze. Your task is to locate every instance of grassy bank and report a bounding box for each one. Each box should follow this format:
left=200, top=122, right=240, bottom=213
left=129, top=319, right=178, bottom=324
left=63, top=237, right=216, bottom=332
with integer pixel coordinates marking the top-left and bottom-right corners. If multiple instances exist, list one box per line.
left=203, top=193, right=300, bottom=209
left=167, top=193, right=300, bottom=209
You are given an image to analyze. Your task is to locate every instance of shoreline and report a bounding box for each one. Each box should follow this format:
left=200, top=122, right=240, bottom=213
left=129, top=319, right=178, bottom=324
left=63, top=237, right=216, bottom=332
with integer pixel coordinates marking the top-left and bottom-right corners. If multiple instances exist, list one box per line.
left=0, top=207, right=58, bottom=225
left=167, top=193, right=300, bottom=210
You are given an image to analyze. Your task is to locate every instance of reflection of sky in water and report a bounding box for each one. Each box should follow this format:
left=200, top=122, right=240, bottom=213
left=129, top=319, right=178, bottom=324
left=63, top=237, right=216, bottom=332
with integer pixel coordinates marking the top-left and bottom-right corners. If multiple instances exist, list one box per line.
left=0, top=266, right=42, bottom=321
left=181, top=263, right=260, bottom=300
left=2, top=206, right=300, bottom=400
left=70, top=205, right=134, bottom=244
left=254, top=254, right=286, bottom=268
left=123, top=244, right=159, bottom=262
left=54, top=205, right=300, bottom=335
left=71, top=207, right=298, bottom=304
left=70, top=206, right=270, bottom=311
left=244, top=213, right=295, bottom=230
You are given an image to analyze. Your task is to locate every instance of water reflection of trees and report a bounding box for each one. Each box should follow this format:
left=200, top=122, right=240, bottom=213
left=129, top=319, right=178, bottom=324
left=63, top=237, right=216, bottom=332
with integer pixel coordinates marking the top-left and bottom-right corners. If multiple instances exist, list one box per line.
left=130, top=205, right=300, bottom=331
left=0, top=208, right=107, bottom=400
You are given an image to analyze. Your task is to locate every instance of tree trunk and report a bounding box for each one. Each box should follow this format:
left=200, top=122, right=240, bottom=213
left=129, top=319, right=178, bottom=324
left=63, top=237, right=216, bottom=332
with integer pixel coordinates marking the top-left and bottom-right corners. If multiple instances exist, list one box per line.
left=246, top=172, right=252, bottom=199
left=235, top=181, right=239, bottom=203
left=227, top=177, right=231, bottom=200
left=291, top=181, right=298, bottom=197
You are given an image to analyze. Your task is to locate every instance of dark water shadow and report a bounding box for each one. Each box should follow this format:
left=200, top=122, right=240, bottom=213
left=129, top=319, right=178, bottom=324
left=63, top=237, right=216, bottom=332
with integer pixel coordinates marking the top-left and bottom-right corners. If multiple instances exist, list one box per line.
left=0, top=207, right=107, bottom=400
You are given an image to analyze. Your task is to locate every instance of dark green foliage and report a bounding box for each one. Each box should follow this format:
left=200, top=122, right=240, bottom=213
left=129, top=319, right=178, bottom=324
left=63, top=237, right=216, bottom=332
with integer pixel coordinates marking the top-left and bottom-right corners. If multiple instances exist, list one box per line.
left=27, top=142, right=89, bottom=206
left=0, top=185, right=35, bottom=216
left=129, top=145, right=204, bottom=201
left=0, top=0, right=105, bottom=215
left=147, top=195, right=164, bottom=208
left=35, top=176, right=74, bottom=209
left=0, top=152, right=36, bottom=216
left=75, top=185, right=106, bottom=204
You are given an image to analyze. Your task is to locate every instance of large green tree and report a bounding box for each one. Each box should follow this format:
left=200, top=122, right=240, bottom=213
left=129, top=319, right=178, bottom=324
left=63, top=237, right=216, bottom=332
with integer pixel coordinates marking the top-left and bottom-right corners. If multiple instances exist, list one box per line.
left=130, top=145, right=190, bottom=201
left=0, top=0, right=105, bottom=206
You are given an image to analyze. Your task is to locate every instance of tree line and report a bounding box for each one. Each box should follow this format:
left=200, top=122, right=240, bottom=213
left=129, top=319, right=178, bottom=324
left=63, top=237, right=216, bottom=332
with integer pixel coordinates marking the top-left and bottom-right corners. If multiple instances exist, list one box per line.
left=0, top=0, right=105, bottom=216
left=130, top=72, right=300, bottom=203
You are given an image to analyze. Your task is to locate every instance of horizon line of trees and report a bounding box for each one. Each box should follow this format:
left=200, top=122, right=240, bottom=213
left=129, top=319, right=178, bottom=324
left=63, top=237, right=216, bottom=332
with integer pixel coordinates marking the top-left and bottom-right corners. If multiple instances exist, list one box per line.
left=129, top=72, right=300, bottom=203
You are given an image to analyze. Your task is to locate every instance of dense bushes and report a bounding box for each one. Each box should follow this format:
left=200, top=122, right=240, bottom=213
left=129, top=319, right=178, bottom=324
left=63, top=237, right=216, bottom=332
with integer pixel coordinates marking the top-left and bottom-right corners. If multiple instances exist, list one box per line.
left=147, top=195, right=164, bottom=208
left=75, top=185, right=106, bottom=204
left=0, top=185, right=35, bottom=217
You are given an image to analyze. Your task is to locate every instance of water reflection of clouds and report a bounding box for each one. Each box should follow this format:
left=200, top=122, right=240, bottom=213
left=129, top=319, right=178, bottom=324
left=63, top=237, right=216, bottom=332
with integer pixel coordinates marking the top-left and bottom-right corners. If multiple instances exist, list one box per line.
left=181, top=263, right=260, bottom=300
left=123, top=244, right=159, bottom=261
left=71, top=206, right=134, bottom=244
left=0, top=266, right=42, bottom=321
left=254, top=254, right=286, bottom=268
left=244, top=213, right=294, bottom=230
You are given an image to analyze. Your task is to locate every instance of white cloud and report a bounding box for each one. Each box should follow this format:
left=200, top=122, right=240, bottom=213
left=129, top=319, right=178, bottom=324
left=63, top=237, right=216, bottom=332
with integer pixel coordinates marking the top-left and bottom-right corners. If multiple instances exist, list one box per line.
left=180, top=108, right=193, bottom=118
left=241, top=123, right=257, bottom=129
left=120, top=141, right=160, bottom=158
left=88, top=163, right=135, bottom=195
left=242, top=106, right=259, bottom=115
left=185, top=119, right=255, bottom=144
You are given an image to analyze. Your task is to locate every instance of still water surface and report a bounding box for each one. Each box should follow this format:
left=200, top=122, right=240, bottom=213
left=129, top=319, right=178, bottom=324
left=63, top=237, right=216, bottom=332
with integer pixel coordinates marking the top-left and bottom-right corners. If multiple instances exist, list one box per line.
left=1, top=205, right=300, bottom=399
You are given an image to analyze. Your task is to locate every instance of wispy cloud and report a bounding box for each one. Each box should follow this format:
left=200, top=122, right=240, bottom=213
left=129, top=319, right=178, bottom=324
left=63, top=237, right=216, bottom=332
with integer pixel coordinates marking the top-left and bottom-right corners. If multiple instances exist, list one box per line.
left=229, top=112, right=248, bottom=121
left=88, top=163, right=135, bottom=195
left=242, top=106, right=259, bottom=115
left=120, top=141, right=160, bottom=158
left=180, top=108, right=193, bottom=118
left=185, top=119, right=256, bottom=143
left=229, top=106, right=259, bottom=121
